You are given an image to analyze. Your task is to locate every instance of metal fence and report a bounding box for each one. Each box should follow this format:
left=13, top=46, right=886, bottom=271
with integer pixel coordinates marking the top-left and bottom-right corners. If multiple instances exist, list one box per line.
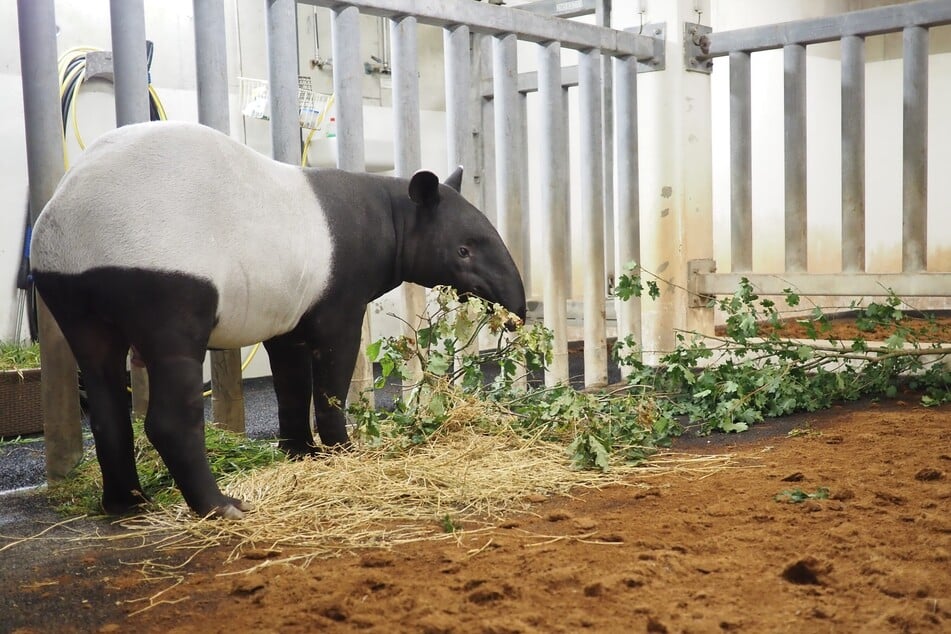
left=296, top=0, right=662, bottom=389
left=689, top=0, right=951, bottom=300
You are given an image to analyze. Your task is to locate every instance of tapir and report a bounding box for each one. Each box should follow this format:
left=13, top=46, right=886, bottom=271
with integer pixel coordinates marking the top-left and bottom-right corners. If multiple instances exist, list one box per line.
left=30, top=121, right=526, bottom=519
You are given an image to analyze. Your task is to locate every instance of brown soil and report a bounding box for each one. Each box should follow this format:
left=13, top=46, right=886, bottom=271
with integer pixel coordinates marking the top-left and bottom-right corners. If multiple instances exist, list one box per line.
left=3, top=399, right=949, bottom=634
left=4, top=317, right=950, bottom=634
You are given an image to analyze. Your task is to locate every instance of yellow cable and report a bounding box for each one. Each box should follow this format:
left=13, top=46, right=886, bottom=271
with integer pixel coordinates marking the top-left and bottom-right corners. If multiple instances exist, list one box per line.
left=148, top=84, right=168, bottom=120
left=201, top=343, right=262, bottom=397
left=70, top=68, right=87, bottom=150
left=300, top=93, right=335, bottom=167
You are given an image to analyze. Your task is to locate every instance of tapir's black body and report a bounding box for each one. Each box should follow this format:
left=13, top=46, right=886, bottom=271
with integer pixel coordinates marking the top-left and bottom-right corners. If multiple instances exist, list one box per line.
left=31, top=122, right=526, bottom=518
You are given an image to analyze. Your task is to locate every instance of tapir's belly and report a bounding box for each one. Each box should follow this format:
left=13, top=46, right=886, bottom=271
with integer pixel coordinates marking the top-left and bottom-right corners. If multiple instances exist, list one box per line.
left=31, top=126, right=335, bottom=348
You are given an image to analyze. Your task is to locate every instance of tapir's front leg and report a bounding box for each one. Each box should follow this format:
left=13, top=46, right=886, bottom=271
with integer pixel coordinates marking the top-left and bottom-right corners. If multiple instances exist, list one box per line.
left=264, top=335, right=316, bottom=457
left=308, top=314, right=366, bottom=447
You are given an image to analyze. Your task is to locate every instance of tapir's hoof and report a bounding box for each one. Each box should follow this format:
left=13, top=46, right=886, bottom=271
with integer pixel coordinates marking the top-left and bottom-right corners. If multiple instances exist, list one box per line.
left=101, top=489, right=150, bottom=516
left=210, top=496, right=252, bottom=520
left=278, top=438, right=324, bottom=459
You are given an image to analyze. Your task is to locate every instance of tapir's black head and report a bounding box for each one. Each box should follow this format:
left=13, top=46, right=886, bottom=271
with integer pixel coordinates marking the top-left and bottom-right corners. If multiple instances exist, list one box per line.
left=404, top=167, right=526, bottom=325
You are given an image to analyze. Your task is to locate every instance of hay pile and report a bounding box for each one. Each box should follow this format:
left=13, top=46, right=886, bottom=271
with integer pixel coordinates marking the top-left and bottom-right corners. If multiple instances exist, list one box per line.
left=118, top=424, right=742, bottom=568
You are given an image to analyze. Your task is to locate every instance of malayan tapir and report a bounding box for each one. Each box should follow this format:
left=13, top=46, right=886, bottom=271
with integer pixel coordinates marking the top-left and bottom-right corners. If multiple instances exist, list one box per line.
left=31, top=120, right=526, bottom=519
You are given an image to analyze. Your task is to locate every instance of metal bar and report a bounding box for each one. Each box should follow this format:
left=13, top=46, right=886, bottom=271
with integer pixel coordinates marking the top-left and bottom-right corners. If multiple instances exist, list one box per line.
left=518, top=92, right=532, bottom=298
left=330, top=4, right=373, bottom=407
left=17, top=0, right=83, bottom=480
left=109, top=0, right=150, bottom=125
left=729, top=50, right=752, bottom=272
left=391, top=15, right=426, bottom=391
left=195, top=0, right=245, bottom=434
left=493, top=34, right=525, bottom=276
left=613, top=54, right=640, bottom=364
left=705, top=0, right=951, bottom=56
left=444, top=24, right=470, bottom=174
left=693, top=272, right=951, bottom=298
left=194, top=0, right=231, bottom=133
left=579, top=47, right=607, bottom=388
left=469, top=33, right=489, bottom=213
left=267, top=0, right=301, bottom=165
left=300, top=0, right=655, bottom=57
left=784, top=43, right=807, bottom=273
left=332, top=5, right=366, bottom=170
left=560, top=86, right=572, bottom=296
left=598, top=0, right=615, bottom=290
left=480, top=55, right=665, bottom=98
left=538, top=40, right=569, bottom=385
left=902, top=25, right=928, bottom=273
left=841, top=34, right=865, bottom=273
left=109, top=0, right=150, bottom=417
left=517, top=0, right=597, bottom=20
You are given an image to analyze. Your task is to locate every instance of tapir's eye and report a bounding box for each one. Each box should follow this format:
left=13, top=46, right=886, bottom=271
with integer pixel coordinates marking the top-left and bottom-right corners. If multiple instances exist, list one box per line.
left=458, top=246, right=471, bottom=259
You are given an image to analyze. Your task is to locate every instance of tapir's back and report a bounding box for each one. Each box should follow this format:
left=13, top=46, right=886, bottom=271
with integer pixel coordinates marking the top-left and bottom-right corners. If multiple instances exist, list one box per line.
left=31, top=121, right=335, bottom=347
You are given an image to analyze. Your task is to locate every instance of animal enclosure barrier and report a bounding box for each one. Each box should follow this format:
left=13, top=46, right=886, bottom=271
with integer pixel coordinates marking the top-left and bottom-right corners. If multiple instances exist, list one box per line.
left=298, top=0, right=664, bottom=390
left=687, top=0, right=951, bottom=302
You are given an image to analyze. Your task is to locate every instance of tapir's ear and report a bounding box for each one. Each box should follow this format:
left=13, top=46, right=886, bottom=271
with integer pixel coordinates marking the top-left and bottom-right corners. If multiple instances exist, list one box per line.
left=408, top=170, right=440, bottom=206
left=444, top=165, right=464, bottom=193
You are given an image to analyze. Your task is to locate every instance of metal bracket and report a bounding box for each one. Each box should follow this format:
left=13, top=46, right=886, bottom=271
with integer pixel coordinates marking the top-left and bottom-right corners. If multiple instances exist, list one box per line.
left=684, top=22, right=713, bottom=74
left=688, top=258, right=717, bottom=307
left=626, top=22, right=666, bottom=74
left=84, top=50, right=115, bottom=82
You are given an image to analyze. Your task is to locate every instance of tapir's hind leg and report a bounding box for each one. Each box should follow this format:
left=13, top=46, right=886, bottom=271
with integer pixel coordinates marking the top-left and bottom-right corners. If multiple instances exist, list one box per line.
left=58, top=316, right=144, bottom=513
left=139, top=351, right=246, bottom=517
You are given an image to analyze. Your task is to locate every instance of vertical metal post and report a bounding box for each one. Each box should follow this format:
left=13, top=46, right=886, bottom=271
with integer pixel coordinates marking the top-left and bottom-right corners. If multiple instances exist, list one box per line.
left=579, top=48, right=607, bottom=388
left=613, top=54, right=640, bottom=367
left=444, top=24, right=471, bottom=175
left=902, top=25, right=928, bottom=272
left=391, top=14, right=425, bottom=391
left=331, top=5, right=374, bottom=406
left=784, top=44, right=807, bottom=273
left=841, top=34, right=865, bottom=273
left=332, top=5, right=366, bottom=170
left=109, top=0, right=150, bottom=126
left=519, top=92, right=532, bottom=298
left=17, top=0, right=83, bottom=479
left=266, top=0, right=300, bottom=165
left=196, top=0, right=245, bottom=433
left=538, top=40, right=569, bottom=385
left=729, top=50, right=752, bottom=272
left=194, top=0, right=231, bottom=133
left=560, top=86, right=573, bottom=296
left=597, top=0, right=615, bottom=293
left=109, top=0, right=150, bottom=417
left=492, top=34, right=525, bottom=276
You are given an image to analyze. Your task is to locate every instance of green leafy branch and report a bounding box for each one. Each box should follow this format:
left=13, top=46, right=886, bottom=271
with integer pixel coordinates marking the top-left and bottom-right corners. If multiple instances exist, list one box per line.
left=613, top=267, right=951, bottom=434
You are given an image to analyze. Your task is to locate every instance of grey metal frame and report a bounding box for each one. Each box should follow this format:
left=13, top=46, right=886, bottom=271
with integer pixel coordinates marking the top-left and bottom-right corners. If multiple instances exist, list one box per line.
left=297, top=0, right=659, bottom=387
left=693, top=0, right=951, bottom=299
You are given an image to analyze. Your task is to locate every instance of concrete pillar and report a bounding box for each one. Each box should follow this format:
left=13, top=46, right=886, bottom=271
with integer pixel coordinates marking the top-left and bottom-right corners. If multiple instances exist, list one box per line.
left=636, top=0, right=714, bottom=362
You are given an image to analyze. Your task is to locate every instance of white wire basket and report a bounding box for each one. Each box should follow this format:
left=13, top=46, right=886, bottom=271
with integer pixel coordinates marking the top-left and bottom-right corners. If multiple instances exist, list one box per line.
left=239, top=76, right=334, bottom=131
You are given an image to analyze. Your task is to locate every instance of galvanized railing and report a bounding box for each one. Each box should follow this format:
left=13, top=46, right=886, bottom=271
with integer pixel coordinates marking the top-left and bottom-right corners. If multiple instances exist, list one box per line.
left=689, top=0, right=951, bottom=299
left=294, top=0, right=663, bottom=388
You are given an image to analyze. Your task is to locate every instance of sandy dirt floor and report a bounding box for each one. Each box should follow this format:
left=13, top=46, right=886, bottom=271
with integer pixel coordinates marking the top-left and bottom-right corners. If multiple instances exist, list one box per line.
left=1, top=399, right=948, bottom=634
left=2, top=316, right=950, bottom=633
